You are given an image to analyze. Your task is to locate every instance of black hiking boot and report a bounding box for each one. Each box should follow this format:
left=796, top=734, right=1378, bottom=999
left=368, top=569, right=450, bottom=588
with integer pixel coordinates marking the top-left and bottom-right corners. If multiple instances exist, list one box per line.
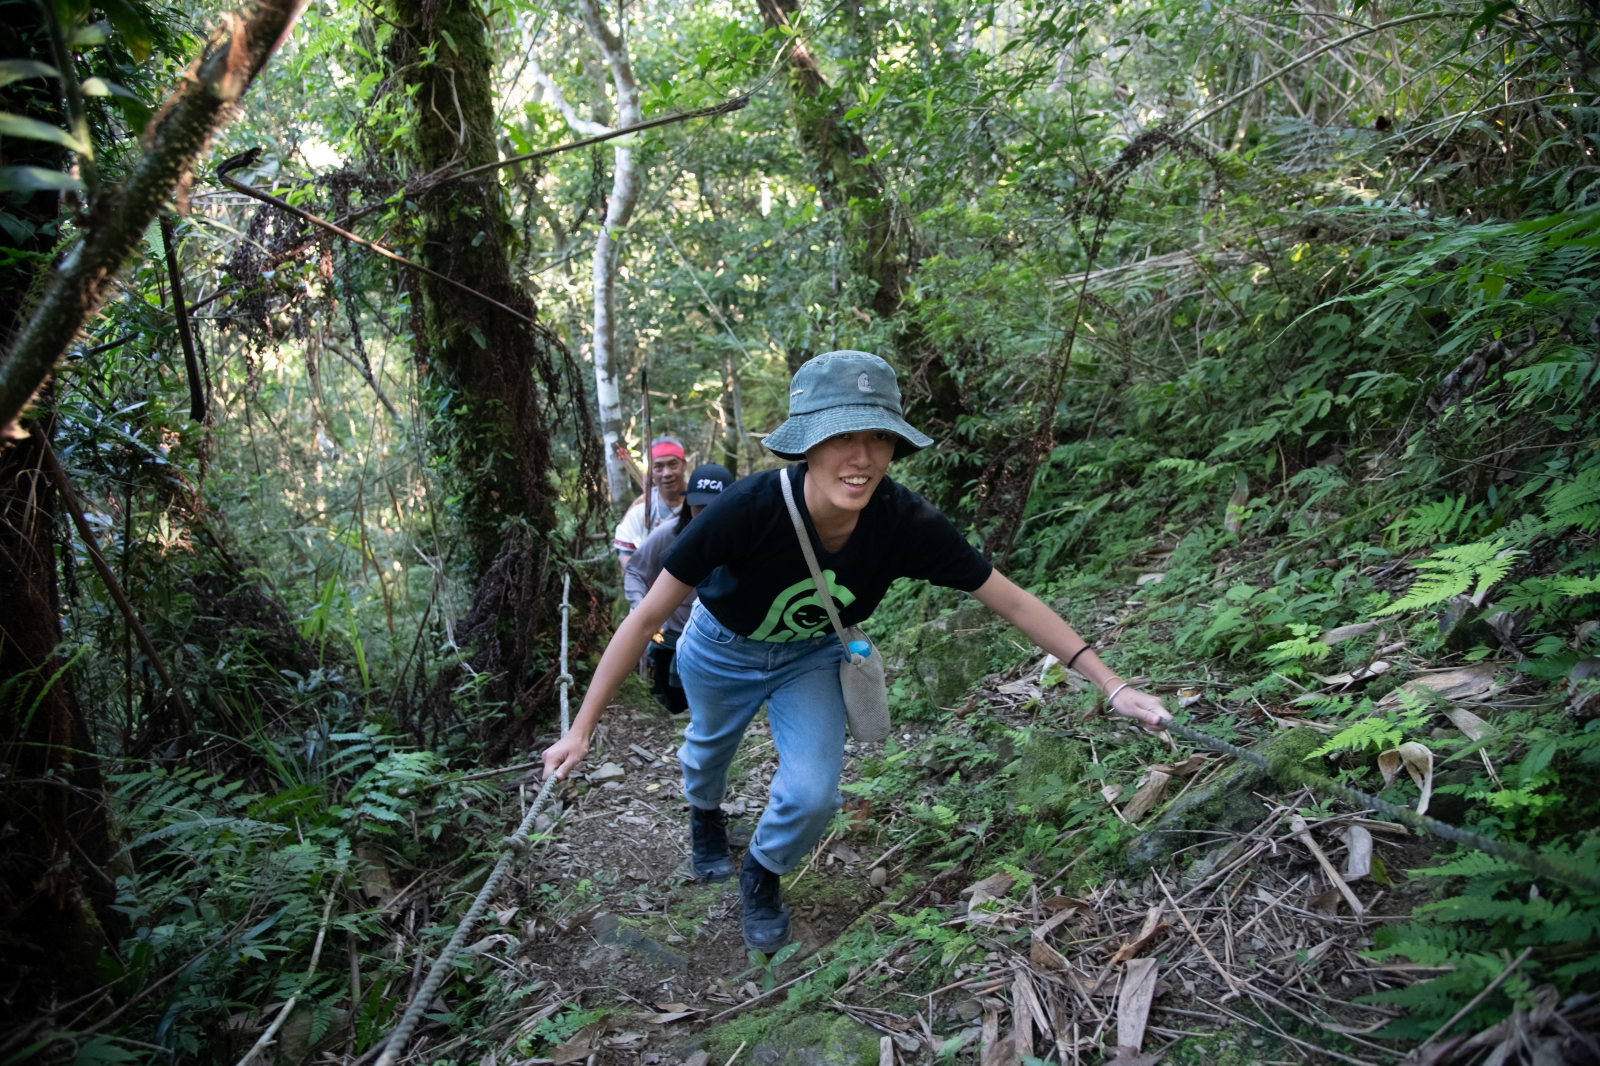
left=689, top=805, right=733, bottom=882
left=739, top=855, right=790, bottom=954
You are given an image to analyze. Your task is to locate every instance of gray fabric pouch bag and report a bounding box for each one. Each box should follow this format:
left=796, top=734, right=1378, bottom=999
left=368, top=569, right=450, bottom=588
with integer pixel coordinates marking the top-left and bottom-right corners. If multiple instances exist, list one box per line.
left=779, top=468, right=891, bottom=744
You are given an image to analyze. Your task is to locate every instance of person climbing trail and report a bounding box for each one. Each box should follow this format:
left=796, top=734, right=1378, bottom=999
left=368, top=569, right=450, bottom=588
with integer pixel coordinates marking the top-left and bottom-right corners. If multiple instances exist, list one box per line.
left=545, top=351, right=1172, bottom=955
left=614, top=437, right=688, bottom=567
left=623, top=462, right=735, bottom=715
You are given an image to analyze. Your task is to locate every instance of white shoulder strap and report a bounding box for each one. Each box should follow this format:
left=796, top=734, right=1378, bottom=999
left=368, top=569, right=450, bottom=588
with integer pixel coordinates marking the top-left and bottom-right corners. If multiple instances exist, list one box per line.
left=779, top=467, right=854, bottom=655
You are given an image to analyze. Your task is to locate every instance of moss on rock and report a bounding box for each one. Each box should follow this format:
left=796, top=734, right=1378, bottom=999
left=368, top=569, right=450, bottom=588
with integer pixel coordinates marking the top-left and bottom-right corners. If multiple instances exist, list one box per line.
left=1124, top=726, right=1324, bottom=874
left=1013, top=733, right=1090, bottom=819
left=884, top=605, right=1023, bottom=711
left=700, top=1011, right=882, bottom=1066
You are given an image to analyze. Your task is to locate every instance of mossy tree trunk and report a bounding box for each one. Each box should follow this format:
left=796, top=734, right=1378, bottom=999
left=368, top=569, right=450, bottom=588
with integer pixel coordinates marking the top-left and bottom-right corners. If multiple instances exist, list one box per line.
left=385, top=0, right=601, bottom=751
left=756, top=0, right=973, bottom=511
left=755, top=0, right=910, bottom=322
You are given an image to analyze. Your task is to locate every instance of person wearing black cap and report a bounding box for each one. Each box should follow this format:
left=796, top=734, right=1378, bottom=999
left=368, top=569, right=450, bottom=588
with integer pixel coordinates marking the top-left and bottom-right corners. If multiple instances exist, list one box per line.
left=623, top=463, right=734, bottom=714
left=546, top=352, right=1170, bottom=955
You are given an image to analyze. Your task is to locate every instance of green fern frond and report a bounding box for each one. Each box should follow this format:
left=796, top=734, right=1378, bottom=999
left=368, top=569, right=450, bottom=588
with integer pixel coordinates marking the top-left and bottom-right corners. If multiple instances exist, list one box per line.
left=1306, top=717, right=1403, bottom=759
left=1375, top=539, right=1520, bottom=614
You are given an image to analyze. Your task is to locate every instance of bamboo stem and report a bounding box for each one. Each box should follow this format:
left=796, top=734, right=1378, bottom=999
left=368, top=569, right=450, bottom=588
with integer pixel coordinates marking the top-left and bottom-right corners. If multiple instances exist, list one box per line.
left=159, top=216, right=207, bottom=424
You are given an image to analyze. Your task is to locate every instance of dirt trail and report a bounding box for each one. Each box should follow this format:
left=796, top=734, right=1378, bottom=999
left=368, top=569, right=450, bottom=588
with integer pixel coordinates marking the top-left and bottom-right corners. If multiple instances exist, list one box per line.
left=511, top=700, right=887, bottom=1012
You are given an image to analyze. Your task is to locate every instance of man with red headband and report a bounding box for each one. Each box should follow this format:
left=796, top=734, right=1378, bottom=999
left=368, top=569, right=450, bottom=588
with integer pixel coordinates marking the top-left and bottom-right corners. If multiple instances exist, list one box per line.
left=614, top=437, right=688, bottom=567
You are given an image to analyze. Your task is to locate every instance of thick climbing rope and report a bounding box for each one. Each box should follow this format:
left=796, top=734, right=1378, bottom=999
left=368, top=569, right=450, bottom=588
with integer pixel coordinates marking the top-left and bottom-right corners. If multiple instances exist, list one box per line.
left=373, top=576, right=577, bottom=1066
left=1163, top=718, right=1600, bottom=895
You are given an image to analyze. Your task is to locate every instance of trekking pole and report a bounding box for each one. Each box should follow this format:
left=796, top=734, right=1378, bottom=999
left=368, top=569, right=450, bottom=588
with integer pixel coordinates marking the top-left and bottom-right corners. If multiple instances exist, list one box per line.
left=641, top=365, right=654, bottom=534
left=559, top=573, right=572, bottom=737
left=373, top=575, right=575, bottom=1066
left=1162, top=718, right=1600, bottom=895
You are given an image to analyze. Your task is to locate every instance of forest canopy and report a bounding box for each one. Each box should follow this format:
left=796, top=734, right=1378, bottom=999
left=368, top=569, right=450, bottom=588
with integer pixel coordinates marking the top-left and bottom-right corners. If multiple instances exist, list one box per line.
left=2, top=0, right=1599, bottom=1061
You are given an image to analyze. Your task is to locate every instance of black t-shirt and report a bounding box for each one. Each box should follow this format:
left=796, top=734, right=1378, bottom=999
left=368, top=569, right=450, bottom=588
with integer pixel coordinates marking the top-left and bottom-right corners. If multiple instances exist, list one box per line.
left=662, top=464, right=992, bottom=641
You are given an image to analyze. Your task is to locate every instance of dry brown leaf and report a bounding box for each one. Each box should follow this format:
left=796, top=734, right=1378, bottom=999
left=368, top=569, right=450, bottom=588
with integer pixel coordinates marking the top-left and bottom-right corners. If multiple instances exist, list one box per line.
left=1378, top=742, right=1435, bottom=814
left=1224, top=476, right=1249, bottom=536
left=1030, top=908, right=1076, bottom=971
left=1031, top=935, right=1069, bottom=972
left=979, top=1010, right=1010, bottom=1066
left=1121, top=770, right=1172, bottom=822
left=1116, top=958, right=1160, bottom=1055
left=549, top=1038, right=595, bottom=1065
left=1322, top=622, right=1377, bottom=645
left=355, top=846, right=393, bottom=904
left=1109, top=906, right=1169, bottom=964
left=963, top=871, right=1015, bottom=905
left=1342, top=825, right=1374, bottom=882
left=1012, top=967, right=1051, bottom=1052
left=1444, top=706, right=1492, bottom=740
left=1569, top=658, right=1600, bottom=719
left=1378, top=662, right=1499, bottom=706
left=641, top=1011, right=697, bottom=1025
left=1313, top=660, right=1391, bottom=687
left=830, top=841, right=862, bottom=864
left=1010, top=987, right=1034, bottom=1061
left=1100, top=782, right=1123, bottom=805
left=963, top=871, right=1015, bottom=926
left=1041, top=895, right=1088, bottom=913
left=1309, top=886, right=1343, bottom=917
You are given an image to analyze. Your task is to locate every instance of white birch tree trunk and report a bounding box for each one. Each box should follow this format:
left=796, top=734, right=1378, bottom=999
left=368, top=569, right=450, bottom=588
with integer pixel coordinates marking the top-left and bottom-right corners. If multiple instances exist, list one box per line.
left=575, top=0, right=642, bottom=505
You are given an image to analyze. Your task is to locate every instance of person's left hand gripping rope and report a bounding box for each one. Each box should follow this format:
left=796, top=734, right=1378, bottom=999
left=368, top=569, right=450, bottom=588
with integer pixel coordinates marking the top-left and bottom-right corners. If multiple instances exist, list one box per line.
left=543, top=731, right=589, bottom=780
left=1110, top=687, right=1173, bottom=733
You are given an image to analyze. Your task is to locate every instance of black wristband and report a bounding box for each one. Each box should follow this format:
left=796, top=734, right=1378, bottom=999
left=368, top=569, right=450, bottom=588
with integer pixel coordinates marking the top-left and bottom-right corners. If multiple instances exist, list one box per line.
left=1065, top=643, right=1094, bottom=672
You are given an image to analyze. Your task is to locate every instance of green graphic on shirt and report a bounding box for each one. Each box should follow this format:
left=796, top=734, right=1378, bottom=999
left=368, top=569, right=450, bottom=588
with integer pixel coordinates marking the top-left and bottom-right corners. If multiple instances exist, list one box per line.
left=749, top=571, right=857, bottom=642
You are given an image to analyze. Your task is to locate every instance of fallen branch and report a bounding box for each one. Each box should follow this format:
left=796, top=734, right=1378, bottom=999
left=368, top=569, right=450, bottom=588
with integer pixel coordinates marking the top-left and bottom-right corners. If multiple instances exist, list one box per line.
left=237, top=892, right=336, bottom=1066
left=1411, top=947, right=1534, bottom=1061
left=702, top=968, right=823, bottom=1024
left=0, top=0, right=308, bottom=435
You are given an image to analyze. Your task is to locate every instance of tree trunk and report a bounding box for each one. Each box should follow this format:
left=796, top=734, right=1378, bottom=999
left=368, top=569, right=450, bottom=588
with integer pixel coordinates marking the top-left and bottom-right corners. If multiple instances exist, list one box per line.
left=0, top=0, right=307, bottom=435
left=756, top=0, right=910, bottom=321
left=0, top=417, right=118, bottom=1014
left=578, top=0, right=643, bottom=505
left=386, top=0, right=600, bottom=751
left=757, top=0, right=974, bottom=509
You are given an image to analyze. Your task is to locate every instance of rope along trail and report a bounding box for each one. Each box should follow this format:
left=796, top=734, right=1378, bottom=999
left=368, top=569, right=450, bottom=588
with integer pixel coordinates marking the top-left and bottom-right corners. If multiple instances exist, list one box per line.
left=1164, top=718, right=1600, bottom=894
left=372, top=577, right=576, bottom=1066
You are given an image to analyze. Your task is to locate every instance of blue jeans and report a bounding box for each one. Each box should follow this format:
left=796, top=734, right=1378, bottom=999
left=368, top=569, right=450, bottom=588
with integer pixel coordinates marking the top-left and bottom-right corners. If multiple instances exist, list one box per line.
left=675, top=602, right=847, bottom=874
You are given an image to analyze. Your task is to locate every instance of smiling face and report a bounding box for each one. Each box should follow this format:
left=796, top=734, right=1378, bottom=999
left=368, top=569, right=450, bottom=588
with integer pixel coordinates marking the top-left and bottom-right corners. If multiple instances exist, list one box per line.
left=803, top=430, right=897, bottom=515
left=652, top=454, right=686, bottom=501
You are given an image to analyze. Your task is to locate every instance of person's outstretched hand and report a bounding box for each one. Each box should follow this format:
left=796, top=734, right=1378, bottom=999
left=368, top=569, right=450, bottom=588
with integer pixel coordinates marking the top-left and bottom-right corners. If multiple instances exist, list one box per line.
left=542, top=731, right=589, bottom=780
left=1110, top=686, right=1172, bottom=733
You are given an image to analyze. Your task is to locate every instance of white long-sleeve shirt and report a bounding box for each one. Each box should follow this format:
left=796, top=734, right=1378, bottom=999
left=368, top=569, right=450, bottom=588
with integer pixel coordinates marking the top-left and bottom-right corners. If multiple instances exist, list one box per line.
left=613, top=488, right=681, bottom=555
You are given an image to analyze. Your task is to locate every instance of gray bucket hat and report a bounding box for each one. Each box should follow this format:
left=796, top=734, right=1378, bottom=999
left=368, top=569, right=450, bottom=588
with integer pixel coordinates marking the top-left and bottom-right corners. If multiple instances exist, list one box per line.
left=761, top=351, right=933, bottom=461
